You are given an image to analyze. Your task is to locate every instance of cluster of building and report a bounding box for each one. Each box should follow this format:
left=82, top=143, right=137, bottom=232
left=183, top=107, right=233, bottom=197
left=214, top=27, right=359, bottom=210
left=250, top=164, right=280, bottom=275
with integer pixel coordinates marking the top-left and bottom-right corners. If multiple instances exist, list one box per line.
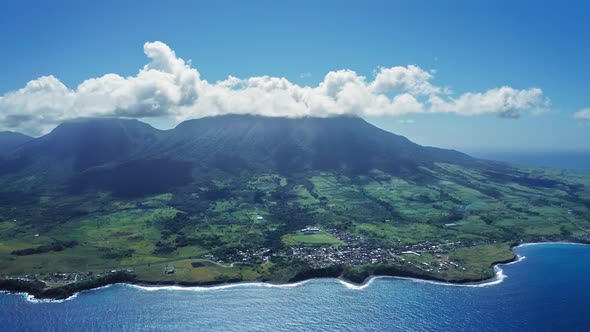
left=285, top=230, right=493, bottom=272
left=222, top=248, right=271, bottom=264
left=325, top=229, right=369, bottom=245
left=396, top=240, right=479, bottom=254
left=207, top=227, right=490, bottom=274
left=3, top=268, right=135, bottom=286
left=3, top=272, right=91, bottom=284
left=3, top=274, right=37, bottom=282
left=44, top=272, right=91, bottom=283
left=288, top=243, right=469, bottom=273
left=290, top=246, right=398, bottom=268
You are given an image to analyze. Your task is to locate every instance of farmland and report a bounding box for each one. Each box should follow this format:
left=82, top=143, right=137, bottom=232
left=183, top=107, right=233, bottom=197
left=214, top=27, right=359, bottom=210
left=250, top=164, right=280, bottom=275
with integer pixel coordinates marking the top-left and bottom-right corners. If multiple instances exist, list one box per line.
left=1, top=162, right=590, bottom=296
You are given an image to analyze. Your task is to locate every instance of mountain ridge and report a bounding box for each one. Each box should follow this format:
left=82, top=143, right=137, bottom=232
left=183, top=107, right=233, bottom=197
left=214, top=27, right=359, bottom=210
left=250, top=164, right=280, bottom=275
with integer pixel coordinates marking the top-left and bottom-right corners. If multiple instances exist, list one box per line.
left=0, top=114, right=479, bottom=197
left=0, top=131, right=33, bottom=154
left=3, top=114, right=473, bottom=172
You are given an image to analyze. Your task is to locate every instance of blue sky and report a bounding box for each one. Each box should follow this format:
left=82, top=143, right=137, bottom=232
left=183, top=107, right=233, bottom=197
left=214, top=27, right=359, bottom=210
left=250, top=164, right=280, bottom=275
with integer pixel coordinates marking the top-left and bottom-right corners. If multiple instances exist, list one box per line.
left=1, top=0, right=589, bottom=150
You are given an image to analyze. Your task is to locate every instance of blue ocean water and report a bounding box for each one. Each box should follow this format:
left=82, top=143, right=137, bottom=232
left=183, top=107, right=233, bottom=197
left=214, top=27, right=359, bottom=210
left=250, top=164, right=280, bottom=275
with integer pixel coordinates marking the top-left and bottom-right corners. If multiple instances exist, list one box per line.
left=467, top=150, right=590, bottom=170
left=1, top=243, right=590, bottom=331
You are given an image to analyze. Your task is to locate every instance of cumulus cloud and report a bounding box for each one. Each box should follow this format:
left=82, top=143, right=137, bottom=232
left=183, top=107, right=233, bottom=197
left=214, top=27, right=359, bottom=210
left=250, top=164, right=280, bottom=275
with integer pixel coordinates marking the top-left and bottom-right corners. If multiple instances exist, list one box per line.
left=429, top=86, right=550, bottom=118
left=371, top=65, right=441, bottom=95
left=574, top=108, right=590, bottom=119
left=0, top=41, right=551, bottom=135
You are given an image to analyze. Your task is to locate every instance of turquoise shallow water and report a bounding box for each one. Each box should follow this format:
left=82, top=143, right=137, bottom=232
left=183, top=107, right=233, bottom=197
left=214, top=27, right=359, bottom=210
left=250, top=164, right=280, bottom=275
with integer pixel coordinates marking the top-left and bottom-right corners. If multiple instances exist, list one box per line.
left=1, top=243, right=590, bottom=331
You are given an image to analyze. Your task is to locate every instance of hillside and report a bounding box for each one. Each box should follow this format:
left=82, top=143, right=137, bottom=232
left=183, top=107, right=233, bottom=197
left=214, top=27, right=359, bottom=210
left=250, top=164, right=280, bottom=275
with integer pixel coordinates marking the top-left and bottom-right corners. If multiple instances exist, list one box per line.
left=1, top=115, right=475, bottom=196
left=0, top=131, right=32, bottom=155
left=1, top=115, right=589, bottom=297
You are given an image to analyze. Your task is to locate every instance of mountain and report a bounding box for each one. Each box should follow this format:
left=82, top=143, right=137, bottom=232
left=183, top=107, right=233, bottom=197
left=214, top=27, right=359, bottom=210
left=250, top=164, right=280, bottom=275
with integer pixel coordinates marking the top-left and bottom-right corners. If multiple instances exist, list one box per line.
left=0, top=115, right=479, bottom=197
left=0, top=115, right=474, bottom=189
left=11, top=118, right=162, bottom=172
left=163, top=115, right=474, bottom=174
left=0, top=131, right=32, bottom=154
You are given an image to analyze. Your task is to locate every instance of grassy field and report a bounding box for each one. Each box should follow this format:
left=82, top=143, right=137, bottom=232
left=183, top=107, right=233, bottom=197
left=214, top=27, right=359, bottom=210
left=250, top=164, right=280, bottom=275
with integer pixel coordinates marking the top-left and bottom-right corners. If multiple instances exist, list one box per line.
left=282, top=231, right=344, bottom=246
left=132, top=259, right=263, bottom=284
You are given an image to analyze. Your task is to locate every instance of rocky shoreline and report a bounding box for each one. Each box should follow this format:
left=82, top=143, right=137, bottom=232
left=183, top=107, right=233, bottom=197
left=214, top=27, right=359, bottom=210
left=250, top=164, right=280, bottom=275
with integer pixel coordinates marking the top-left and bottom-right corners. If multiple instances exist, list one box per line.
left=5, top=241, right=590, bottom=301
left=0, top=248, right=524, bottom=301
left=0, top=271, right=137, bottom=300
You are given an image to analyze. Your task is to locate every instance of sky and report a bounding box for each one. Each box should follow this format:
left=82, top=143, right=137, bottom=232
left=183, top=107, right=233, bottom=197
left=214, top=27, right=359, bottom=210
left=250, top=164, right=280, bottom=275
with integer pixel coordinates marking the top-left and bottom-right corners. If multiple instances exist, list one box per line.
left=1, top=0, right=589, bottom=151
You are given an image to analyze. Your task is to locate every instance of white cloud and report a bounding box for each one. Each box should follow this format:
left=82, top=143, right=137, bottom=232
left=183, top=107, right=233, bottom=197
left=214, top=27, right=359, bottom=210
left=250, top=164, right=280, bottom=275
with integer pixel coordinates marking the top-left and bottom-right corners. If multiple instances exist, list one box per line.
left=429, top=86, right=550, bottom=118
left=0, top=76, right=75, bottom=135
left=574, top=108, right=590, bottom=119
left=371, top=65, right=440, bottom=95
left=0, top=41, right=551, bottom=135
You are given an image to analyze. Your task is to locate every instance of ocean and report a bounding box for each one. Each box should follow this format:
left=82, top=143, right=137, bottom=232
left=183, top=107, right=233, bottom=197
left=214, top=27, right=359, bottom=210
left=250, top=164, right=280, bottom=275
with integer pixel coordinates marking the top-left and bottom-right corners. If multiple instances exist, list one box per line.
left=1, top=243, right=590, bottom=331
left=466, top=150, right=590, bottom=171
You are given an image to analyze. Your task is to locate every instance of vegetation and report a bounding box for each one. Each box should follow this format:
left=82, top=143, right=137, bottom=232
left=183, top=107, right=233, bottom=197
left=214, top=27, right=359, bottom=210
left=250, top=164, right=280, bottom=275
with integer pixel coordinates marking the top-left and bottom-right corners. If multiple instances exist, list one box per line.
left=1, top=164, right=588, bottom=296
left=11, top=241, right=78, bottom=256
left=282, top=232, right=344, bottom=246
left=0, top=115, right=589, bottom=298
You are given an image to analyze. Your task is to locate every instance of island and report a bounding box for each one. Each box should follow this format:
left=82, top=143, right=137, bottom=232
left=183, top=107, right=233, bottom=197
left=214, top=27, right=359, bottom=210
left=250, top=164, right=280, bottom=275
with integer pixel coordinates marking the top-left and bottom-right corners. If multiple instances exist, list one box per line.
left=1, top=115, right=589, bottom=299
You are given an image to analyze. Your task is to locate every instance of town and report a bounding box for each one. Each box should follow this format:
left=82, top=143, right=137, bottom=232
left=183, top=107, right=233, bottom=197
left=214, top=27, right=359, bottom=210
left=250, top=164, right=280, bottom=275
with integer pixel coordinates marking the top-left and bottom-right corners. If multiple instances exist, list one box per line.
left=210, top=228, right=497, bottom=275
left=0, top=220, right=581, bottom=288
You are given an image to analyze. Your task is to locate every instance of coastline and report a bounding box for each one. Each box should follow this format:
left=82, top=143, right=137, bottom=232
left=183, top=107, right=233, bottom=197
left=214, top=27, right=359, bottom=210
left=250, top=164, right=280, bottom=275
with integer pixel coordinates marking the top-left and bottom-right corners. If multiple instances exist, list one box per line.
left=2, top=241, right=588, bottom=302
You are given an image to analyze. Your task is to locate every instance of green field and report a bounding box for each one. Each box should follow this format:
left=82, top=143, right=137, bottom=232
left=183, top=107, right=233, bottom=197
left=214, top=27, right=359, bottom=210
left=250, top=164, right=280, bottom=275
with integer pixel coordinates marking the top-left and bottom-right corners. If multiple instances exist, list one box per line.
left=282, top=231, right=344, bottom=246
left=1, top=162, right=590, bottom=288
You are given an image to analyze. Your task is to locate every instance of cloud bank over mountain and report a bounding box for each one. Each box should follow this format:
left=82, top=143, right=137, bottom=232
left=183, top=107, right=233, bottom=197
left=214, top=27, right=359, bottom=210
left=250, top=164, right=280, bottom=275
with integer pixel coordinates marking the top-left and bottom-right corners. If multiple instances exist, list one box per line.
left=0, top=41, right=550, bottom=135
